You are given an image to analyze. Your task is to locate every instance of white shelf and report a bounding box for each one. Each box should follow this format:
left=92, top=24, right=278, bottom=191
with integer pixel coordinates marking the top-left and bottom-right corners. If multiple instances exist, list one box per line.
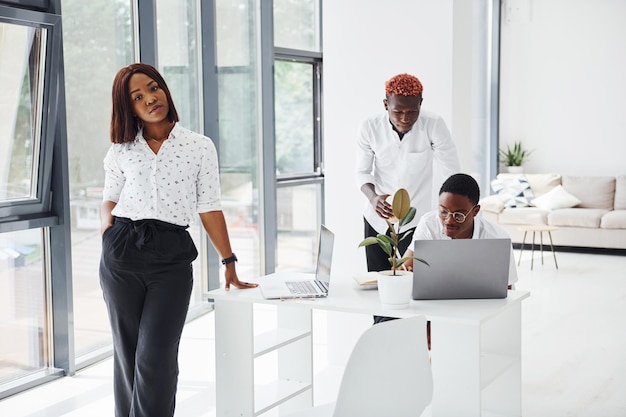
left=480, top=352, right=519, bottom=389
left=254, top=377, right=312, bottom=415
left=254, top=328, right=311, bottom=357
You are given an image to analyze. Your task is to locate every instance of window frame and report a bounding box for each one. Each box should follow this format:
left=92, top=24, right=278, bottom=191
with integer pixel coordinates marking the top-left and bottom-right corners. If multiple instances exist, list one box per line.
left=274, top=47, right=323, bottom=182
left=0, top=4, right=62, bottom=226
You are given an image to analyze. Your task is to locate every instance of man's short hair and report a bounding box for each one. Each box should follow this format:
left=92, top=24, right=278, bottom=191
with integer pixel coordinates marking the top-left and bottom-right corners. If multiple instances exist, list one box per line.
left=385, top=73, right=423, bottom=97
left=439, top=173, right=480, bottom=205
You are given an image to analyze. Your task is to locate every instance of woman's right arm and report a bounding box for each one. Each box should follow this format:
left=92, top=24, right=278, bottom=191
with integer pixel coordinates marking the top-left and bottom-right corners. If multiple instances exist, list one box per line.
left=100, top=200, right=117, bottom=235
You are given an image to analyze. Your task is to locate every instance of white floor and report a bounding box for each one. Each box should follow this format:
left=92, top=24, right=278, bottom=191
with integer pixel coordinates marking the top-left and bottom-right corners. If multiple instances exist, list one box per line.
left=1, top=250, right=625, bottom=417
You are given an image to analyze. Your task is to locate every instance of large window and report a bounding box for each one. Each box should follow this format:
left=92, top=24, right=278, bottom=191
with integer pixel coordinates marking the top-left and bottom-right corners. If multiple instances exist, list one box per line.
left=0, top=5, right=61, bottom=218
left=0, top=0, right=325, bottom=399
left=215, top=0, right=263, bottom=279
left=155, top=0, right=208, bottom=305
left=275, top=60, right=315, bottom=176
left=0, top=22, right=45, bottom=203
left=0, top=228, right=50, bottom=389
left=274, top=0, right=321, bottom=52
left=0, top=3, right=64, bottom=395
left=273, top=0, right=323, bottom=273
left=62, top=0, right=133, bottom=364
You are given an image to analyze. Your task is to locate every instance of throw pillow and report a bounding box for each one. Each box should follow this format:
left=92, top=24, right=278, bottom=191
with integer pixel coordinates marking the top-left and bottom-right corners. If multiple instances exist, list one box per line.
left=490, top=177, right=534, bottom=208
left=531, top=185, right=582, bottom=210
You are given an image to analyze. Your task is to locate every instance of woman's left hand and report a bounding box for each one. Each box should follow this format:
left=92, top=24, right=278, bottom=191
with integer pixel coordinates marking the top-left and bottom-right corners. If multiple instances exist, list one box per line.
left=224, top=266, right=258, bottom=291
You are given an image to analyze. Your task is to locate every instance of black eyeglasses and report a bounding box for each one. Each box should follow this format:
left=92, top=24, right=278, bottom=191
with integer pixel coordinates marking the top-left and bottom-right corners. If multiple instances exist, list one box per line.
left=438, top=205, right=477, bottom=223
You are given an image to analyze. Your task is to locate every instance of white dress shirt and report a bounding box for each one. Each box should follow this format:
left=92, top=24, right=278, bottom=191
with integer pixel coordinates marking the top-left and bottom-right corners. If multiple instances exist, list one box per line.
left=413, top=210, right=519, bottom=285
left=355, top=109, right=460, bottom=233
left=102, top=123, right=221, bottom=226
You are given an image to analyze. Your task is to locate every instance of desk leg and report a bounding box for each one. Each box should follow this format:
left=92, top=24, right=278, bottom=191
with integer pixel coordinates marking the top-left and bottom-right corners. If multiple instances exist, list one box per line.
left=277, top=306, right=313, bottom=414
left=214, top=299, right=254, bottom=417
left=431, top=321, right=481, bottom=417
left=431, top=305, right=523, bottom=417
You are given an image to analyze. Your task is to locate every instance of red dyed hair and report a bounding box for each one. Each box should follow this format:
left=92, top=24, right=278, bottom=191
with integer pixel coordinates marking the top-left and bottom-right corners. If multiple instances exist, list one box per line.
left=385, top=73, right=423, bottom=97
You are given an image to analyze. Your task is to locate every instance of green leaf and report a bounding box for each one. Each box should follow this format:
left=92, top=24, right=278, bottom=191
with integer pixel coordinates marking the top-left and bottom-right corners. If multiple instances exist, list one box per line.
left=396, top=257, right=409, bottom=268
left=378, top=240, right=392, bottom=256
left=358, top=236, right=380, bottom=247
left=413, top=256, right=430, bottom=267
left=392, top=188, right=411, bottom=220
left=499, top=141, right=532, bottom=167
left=377, top=234, right=395, bottom=247
left=399, top=207, right=416, bottom=227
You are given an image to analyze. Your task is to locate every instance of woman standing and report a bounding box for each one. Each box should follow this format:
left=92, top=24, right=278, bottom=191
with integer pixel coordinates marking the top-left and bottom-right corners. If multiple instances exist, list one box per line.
left=100, top=63, right=257, bottom=417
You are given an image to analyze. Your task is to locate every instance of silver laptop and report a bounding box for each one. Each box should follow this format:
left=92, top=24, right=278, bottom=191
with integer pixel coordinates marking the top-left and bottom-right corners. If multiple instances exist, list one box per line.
left=411, top=238, right=511, bottom=300
left=259, top=225, right=334, bottom=299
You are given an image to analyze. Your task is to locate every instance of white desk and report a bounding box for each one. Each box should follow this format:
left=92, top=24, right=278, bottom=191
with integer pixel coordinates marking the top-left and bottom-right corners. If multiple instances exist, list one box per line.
left=208, top=276, right=530, bottom=417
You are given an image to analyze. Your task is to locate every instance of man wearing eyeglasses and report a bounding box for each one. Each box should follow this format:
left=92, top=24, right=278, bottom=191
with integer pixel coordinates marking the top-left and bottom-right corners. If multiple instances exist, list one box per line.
left=403, top=173, right=518, bottom=287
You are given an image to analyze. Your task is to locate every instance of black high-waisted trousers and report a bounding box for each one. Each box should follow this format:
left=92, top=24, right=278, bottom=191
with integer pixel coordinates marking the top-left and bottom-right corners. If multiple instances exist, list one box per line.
left=99, top=217, right=198, bottom=417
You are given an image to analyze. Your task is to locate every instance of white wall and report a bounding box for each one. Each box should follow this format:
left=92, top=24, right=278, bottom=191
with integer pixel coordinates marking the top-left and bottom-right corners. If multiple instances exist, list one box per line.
left=322, top=0, right=455, bottom=279
left=322, top=0, right=460, bottom=364
left=499, top=0, right=626, bottom=176
left=324, top=0, right=626, bottom=279
left=320, top=0, right=625, bottom=370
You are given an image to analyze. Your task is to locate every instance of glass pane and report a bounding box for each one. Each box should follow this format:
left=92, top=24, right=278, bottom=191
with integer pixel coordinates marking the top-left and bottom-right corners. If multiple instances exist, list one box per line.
left=0, top=229, right=49, bottom=384
left=274, top=60, right=315, bottom=176
left=0, top=22, right=45, bottom=202
left=276, top=183, right=321, bottom=272
left=62, top=0, right=133, bottom=360
left=156, top=0, right=202, bottom=133
left=274, top=0, right=320, bottom=52
left=216, top=0, right=262, bottom=279
left=156, top=0, right=206, bottom=308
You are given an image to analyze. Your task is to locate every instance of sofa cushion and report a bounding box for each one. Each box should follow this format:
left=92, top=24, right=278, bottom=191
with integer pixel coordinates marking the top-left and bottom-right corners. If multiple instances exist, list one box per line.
left=531, top=185, right=581, bottom=210
left=498, top=207, right=549, bottom=225
left=548, top=208, right=609, bottom=228
left=614, top=176, right=626, bottom=210
left=479, top=194, right=505, bottom=214
left=524, top=173, right=562, bottom=197
left=496, top=173, right=561, bottom=197
left=601, top=210, right=626, bottom=229
left=561, top=176, right=615, bottom=209
left=491, top=177, right=534, bottom=207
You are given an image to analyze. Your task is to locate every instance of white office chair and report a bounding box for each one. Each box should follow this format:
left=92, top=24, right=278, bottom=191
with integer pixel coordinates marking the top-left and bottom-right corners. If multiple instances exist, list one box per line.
left=285, top=315, right=433, bottom=417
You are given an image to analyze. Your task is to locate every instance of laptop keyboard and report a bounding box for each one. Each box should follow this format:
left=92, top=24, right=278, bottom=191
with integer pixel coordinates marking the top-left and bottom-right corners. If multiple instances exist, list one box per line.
left=286, top=280, right=320, bottom=295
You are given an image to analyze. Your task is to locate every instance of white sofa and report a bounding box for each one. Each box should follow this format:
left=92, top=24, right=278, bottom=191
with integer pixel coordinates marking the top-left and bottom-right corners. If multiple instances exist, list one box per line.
left=480, top=173, right=626, bottom=250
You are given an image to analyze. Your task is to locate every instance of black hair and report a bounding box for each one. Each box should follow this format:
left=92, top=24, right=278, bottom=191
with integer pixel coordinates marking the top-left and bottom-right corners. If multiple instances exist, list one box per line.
left=439, top=173, right=480, bottom=205
left=110, top=63, right=179, bottom=143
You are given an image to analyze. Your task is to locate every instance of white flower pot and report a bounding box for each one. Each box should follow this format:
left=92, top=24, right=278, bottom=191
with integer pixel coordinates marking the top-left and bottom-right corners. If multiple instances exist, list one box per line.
left=377, top=270, right=413, bottom=309
left=505, top=165, right=524, bottom=174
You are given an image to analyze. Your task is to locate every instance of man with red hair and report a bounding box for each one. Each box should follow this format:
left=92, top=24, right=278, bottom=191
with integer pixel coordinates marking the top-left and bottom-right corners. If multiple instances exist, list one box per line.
left=356, top=73, right=460, bottom=322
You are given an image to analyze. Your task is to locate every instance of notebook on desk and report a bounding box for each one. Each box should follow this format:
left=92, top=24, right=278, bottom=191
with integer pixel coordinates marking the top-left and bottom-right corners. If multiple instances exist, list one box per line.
left=411, top=238, right=511, bottom=300
left=259, top=225, right=335, bottom=299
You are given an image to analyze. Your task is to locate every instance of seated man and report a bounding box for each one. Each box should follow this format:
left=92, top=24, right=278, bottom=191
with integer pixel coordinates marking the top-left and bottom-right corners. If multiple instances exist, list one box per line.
left=403, top=173, right=518, bottom=349
left=404, top=172, right=518, bottom=288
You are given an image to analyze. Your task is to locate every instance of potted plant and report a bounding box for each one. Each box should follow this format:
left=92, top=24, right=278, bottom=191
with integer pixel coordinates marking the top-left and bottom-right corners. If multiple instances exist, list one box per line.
left=499, top=141, right=531, bottom=173
left=358, top=188, right=429, bottom=307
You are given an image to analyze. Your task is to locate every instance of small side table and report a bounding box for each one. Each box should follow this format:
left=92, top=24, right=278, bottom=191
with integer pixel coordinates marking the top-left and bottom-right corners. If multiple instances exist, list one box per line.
left=517, top=225, right=559, bottom=270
